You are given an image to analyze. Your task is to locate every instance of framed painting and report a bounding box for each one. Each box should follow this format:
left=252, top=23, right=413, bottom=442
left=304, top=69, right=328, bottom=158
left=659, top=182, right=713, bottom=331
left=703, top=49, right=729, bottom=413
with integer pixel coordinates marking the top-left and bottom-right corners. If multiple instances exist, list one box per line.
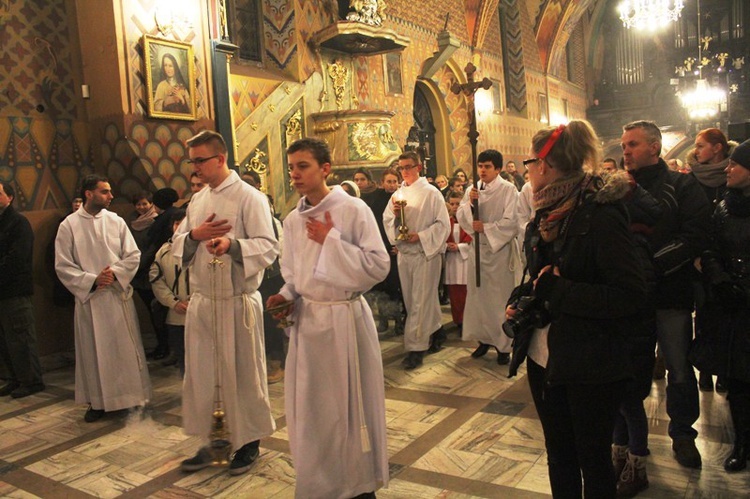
left=491, top=79, right=503, bottom=114
left=143, top=35, right=197, bottom=121
left=384, top=52, right=403, bottom=95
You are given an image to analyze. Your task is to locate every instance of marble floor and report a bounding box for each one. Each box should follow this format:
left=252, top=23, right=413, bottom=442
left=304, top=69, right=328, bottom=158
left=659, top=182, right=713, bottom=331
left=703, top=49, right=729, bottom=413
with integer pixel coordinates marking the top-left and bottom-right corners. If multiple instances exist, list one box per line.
left=1, top=310, right=749, bottom=498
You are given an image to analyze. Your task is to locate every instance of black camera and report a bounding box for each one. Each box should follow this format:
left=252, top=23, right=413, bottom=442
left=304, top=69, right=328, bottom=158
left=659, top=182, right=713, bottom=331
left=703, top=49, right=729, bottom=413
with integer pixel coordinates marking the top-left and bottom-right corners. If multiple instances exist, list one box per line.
left=502, top=295, right=549, bottom=339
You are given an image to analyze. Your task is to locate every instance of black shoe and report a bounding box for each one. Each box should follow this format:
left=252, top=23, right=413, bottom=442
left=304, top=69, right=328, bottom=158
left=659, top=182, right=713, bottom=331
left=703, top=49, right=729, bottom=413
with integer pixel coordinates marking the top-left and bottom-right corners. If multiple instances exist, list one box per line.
left=716, top=376, right=728, bottom=394
left=10, top=383, right=45, bottom=399
left=229, top=442, right=260, bottom=475
left=84, top=405, right=106, bottom=423
left=672, top=438, right=702, bottom=469
left=471, top=343, right=490, bottom=358
left=0, top=381, right=21, bottom=396
left=427, top=328, right=447, bottom=354
left=401, top=351, right=423, bottom=370
left=699, top=373, right=714, bottom=392
left=496, top=351, right=510, bottom=365
left=181, top=446, right=214, bottom=472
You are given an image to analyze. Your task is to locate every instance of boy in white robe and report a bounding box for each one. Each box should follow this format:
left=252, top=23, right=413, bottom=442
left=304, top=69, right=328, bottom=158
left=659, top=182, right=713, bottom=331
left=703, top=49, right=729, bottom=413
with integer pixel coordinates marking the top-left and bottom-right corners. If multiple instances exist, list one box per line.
left=382, top=151, right=451, bottom=370
left=55, top=175, right=151, bottom=422
left=457, top=149, right=522, bottom=364
left=267, top=138, right=390, bottom=499
left=172, top=131, right=279, bottom=476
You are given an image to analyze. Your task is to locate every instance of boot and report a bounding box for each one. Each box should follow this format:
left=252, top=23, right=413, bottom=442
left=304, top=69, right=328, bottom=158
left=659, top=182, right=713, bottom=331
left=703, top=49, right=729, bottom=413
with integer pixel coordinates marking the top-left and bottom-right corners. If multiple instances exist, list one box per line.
left=653, top=351, right=666, bottom=380
left=725, top=396, right=749, bottom=472
left=617, top=452, right=649, bottom=498
left=612, top=444, right=628, bottom=480
left=266, top=360, right=284, bottom=385
left=393, top=315, right=405, bottom=336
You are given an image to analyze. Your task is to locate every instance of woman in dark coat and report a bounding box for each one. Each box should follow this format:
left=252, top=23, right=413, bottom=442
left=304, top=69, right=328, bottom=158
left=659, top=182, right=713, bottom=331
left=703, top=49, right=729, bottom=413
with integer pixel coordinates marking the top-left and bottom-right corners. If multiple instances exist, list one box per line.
left=700, top=138, right=750, bottom=472
left=507, top=120, right=646, bottom=498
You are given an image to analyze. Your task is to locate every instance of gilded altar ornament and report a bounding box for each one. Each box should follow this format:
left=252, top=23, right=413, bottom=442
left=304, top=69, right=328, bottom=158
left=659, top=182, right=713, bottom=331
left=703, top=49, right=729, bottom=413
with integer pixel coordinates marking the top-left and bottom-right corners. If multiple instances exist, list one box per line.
left=350, top=123, right=397, bottom=161
left=268, top=104, right=276, bottom=112
left=250, top=122, right=258, bottom=131
left=733, top=57, right=745, bottom=70
left=684, top=57, right=695, bottom=72
left=327, top=60, right=349, bottom=110
left=731, top=83, right=739, bottom=93
left=284, top=85, right=292, bottom=95
left=717, top=53, right=730, bottom=68
left=701, top=35, right=713, bottom=52
left=247, top=149, right=267, bottom=175
left=346, top=0, right=386, bottom=26
left=285, top=109, right=303, bottom=139
left=700, top=57, right=711, bottom=68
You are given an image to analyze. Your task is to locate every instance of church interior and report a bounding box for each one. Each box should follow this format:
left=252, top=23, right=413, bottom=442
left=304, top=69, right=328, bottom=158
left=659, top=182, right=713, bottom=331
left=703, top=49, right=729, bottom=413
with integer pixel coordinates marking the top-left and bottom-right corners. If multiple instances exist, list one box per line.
left=1, top=0, right=749, bottom=496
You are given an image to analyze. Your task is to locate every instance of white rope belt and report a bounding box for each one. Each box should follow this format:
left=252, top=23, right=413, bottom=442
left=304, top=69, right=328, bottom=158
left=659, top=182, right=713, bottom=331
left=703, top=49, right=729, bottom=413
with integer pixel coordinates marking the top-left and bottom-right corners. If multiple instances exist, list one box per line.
left=301, top=294, right=371, bottom=454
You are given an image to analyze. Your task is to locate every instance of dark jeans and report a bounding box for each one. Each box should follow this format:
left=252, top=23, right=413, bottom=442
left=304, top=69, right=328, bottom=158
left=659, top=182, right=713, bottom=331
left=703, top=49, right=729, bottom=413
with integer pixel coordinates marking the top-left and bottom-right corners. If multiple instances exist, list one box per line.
left=0, top=296, right=44, bottom=386
left=528, top=359, right=624, bottom=499
left=167, top=324, right=185, bottom=377
left=135, top=288, right=168, bottom=353
left=656, top=308, right=699, bottom=440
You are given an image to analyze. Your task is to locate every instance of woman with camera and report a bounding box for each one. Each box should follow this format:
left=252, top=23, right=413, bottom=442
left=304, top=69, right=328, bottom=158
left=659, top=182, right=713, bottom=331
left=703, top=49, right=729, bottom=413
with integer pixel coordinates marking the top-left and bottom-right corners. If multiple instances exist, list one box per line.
left=507, top=121, right=646, bottom=498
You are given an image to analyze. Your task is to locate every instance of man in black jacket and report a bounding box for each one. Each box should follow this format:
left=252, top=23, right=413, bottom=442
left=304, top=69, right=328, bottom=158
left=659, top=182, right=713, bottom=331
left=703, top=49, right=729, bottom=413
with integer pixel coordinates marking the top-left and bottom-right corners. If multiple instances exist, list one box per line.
left=0, top=181, right=44, bottom=398
left=621, top=121, right=712, bottom=468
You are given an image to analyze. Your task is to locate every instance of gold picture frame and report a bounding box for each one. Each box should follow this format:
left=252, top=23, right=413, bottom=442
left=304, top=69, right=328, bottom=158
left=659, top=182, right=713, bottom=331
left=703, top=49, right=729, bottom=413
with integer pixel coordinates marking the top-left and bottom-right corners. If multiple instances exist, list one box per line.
left=143, top=35, right=197, bottom=121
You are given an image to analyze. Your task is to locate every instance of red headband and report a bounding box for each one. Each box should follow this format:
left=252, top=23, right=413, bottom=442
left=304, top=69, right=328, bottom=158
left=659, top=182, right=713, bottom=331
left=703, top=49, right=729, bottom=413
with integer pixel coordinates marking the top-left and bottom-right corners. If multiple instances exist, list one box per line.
left=538, top=124, right=566, bottom=160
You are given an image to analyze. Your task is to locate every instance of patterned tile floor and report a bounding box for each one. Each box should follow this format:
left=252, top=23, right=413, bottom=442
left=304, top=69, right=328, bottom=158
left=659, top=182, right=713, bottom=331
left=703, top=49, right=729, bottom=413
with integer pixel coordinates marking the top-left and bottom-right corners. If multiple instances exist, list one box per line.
left=1, top=310, right=748, bottom=498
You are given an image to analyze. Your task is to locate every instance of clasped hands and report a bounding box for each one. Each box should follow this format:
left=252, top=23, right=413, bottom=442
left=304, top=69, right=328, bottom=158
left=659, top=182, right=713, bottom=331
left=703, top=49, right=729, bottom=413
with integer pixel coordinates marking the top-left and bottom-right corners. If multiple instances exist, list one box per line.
left=95, top=266, right=116, bottom=289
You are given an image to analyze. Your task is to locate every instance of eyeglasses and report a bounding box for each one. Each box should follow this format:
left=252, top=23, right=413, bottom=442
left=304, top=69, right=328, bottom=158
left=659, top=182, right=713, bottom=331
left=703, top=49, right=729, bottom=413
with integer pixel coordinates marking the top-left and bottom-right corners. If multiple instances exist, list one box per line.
left=187, top=154, right=220, bottom=165
left=399, top=163, right=420, bottom=171
left=522, top=158, right=540, bottom=167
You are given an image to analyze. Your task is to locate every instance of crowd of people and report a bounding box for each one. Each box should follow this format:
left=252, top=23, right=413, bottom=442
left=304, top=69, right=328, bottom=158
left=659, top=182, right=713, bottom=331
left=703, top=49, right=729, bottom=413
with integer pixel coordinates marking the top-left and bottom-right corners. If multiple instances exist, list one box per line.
left=1, top=120, right=749, bottom=498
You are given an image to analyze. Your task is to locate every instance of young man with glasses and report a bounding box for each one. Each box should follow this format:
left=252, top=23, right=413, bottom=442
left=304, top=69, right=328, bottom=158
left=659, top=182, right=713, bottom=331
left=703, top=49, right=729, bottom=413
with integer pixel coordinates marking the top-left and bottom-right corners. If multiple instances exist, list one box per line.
left=383, top=151, right=450, bottom=369
left=173, top=130, right=279, bottom=475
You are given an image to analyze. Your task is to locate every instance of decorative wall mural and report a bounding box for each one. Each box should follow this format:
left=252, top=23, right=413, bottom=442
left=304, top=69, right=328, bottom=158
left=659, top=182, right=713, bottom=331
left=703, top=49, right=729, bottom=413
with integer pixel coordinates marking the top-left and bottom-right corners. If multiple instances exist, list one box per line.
left=143, top=35, right=197, bottom=121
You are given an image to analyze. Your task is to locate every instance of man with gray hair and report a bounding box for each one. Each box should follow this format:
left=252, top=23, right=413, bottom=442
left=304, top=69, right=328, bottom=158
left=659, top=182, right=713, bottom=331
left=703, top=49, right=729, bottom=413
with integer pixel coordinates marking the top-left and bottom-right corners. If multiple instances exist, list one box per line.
left=621, top=120, right=711, bottom=469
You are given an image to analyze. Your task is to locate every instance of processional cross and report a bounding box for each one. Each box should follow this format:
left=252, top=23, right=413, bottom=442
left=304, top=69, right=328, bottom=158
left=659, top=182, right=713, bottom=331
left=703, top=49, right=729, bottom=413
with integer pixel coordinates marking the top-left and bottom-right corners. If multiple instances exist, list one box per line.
left=450, top=62, right=492, bottom=287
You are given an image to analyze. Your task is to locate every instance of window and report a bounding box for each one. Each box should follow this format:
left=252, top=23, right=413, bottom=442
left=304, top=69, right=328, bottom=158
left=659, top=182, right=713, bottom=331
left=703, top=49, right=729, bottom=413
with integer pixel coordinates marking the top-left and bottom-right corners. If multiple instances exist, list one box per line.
left=232, top=0, right=263, bottom=63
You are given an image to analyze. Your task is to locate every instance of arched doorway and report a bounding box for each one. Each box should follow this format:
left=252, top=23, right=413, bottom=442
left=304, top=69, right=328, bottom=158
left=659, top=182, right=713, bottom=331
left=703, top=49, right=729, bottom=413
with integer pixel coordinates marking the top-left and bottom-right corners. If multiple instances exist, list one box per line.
left=409, top=84, right=438, bottom=179
left=409, top=78, right=452, bottom=180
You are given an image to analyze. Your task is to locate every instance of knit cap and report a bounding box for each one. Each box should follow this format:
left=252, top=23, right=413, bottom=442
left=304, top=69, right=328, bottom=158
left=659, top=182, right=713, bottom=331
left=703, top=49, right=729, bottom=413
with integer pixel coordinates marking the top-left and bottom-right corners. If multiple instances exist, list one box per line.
left=729, top=138, right=750, bottom=170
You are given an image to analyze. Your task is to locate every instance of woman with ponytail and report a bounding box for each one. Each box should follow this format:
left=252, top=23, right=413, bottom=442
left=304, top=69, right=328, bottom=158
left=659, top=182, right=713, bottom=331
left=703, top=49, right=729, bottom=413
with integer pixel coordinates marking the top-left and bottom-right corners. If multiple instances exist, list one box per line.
left=507, top=120, right=646, bottom=498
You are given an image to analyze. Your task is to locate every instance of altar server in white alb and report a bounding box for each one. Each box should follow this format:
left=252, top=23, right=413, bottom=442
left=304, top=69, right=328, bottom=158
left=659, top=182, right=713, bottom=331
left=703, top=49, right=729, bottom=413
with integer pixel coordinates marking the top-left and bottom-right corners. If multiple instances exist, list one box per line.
left=458, top=149, right=522, bottom=365
left=267, top=138, right=390, bottom=499
left=383, top=151, right=451, bottom=370
left=172, top=131, right=278, bottom=476
left=55, top=175, right=151, bottom=423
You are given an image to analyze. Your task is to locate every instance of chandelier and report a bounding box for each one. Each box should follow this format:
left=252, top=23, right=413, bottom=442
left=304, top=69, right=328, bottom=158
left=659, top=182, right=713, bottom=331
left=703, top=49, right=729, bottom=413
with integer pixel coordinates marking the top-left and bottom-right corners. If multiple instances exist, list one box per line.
left=677, top=0, right=727, bottom=121
left=680, top=79, right=725, bottom=120
left=618, top=0, right=685, bottom=31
